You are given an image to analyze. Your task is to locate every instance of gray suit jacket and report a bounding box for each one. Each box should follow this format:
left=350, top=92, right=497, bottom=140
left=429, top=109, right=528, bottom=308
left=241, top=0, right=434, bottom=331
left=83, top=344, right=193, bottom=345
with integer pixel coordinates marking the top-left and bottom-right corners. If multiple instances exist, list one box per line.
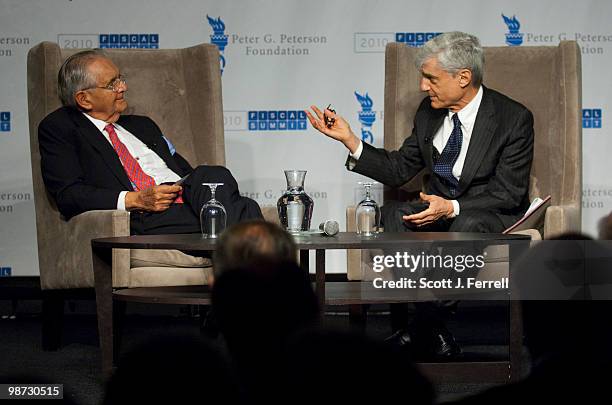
left=351, top=87, right=534, bottom=228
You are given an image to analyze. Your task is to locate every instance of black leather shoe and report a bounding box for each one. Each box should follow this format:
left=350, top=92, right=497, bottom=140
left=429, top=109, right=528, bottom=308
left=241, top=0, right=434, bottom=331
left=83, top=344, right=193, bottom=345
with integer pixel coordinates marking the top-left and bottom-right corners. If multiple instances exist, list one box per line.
left=431, top=329, right=462, bottom=359
left=385, top=326, right=462, bottom=360
left=384, top=328, right=414, bottom=348
left=384, top=328, right=423, bottom=360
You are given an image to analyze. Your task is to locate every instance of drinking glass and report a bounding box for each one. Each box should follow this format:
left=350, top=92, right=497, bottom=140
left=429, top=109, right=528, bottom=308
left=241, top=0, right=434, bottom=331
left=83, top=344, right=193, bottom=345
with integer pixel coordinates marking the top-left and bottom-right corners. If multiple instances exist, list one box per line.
left=200, top=183, right=227, bottom=238
left=355, top=181, right=380, bottom=236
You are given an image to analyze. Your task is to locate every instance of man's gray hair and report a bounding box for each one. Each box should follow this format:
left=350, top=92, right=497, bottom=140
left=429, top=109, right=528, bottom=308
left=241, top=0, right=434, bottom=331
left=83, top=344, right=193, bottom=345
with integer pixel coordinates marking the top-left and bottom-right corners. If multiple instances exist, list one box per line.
left=415, top=31, right=484, bottom=87
left=57, top=49, right=107, bottom=108
left=212, top=220, right=297, bottom=279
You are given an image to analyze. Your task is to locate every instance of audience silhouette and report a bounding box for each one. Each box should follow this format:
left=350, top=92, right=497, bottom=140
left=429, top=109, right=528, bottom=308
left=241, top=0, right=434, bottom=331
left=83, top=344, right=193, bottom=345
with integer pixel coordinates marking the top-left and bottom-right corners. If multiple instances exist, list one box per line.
left=447, top=231, right=612, bottom=404
left=103, top=336, right=239, bottom=405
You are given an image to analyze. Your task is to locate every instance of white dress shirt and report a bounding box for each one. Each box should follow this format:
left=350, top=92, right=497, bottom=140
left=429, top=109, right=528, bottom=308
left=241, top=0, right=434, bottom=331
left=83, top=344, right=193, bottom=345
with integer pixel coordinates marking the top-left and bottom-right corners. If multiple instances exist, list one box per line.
left=83, top=113, right=181, bottom=210
left=349, top=86, right=484, bottom=217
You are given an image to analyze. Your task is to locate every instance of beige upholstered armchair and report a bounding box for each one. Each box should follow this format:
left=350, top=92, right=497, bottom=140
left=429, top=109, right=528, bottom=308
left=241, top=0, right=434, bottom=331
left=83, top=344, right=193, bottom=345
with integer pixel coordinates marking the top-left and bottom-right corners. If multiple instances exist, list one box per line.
left=347, top=41, right=582, bottom=281
left=27, top=42, right=277, bottom=349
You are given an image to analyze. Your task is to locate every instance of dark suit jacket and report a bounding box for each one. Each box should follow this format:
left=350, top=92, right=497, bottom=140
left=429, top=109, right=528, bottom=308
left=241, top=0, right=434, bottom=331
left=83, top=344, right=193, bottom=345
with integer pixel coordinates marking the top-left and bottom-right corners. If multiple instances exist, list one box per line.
left=352, top=87, right=534, bottom=228
left=38, top=107, right=193, bottom=220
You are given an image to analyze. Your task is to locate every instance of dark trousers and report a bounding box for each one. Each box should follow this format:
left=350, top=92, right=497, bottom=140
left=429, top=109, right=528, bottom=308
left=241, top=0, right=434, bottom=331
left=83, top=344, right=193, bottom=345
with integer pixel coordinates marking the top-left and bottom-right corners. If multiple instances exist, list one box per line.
left=381, top=200, right=506, bottom=332
left=130, top=165, right=263, bottom=235
left=381, top=200, right=506, bottom=234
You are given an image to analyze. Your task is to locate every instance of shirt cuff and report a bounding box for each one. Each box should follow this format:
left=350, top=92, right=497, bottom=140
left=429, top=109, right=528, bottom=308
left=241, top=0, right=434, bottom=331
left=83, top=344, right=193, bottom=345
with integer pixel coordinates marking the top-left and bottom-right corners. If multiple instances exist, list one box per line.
left=350, top=141, right=363, bottom=160
left=451, top=200, right=460, bottom=217
left=347, top=141, right=363, bottom=171
left=117, top=191, right=128, bottom=211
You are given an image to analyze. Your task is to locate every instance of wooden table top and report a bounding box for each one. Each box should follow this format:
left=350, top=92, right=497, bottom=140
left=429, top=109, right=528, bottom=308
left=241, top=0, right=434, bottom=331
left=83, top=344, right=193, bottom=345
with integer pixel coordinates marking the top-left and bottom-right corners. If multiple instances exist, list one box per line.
left=92, top=231, right=530, bottom=250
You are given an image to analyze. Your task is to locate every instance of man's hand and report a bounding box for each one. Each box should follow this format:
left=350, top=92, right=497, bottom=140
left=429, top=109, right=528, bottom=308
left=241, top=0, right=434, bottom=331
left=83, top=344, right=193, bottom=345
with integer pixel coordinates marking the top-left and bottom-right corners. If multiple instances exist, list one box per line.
left=305, top=105, right=361, bottom=154
left=125, top=185, right=181, bottom=212
left=403, top=192, right=454, bottom=227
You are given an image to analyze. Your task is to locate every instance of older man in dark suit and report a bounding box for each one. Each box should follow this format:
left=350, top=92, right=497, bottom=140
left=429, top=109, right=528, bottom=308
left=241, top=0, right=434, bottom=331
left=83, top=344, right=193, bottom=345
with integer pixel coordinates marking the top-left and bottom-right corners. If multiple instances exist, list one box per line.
left=307, top=32, right=534, bottom=358
left=39, top=50, right=261, bottom=235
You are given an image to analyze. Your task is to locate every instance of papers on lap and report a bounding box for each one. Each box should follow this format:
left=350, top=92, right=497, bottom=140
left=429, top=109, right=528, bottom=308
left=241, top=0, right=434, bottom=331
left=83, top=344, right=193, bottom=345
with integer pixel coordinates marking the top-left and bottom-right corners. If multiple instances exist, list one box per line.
left=503, top=195, right=551, bottom=234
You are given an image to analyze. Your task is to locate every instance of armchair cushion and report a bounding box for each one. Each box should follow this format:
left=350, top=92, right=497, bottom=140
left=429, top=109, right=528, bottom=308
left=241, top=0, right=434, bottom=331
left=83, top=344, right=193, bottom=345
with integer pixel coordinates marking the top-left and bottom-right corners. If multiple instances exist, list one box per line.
left=130, top=249, right=212, bottom=268
left=129, top=267, right=211, bottom=288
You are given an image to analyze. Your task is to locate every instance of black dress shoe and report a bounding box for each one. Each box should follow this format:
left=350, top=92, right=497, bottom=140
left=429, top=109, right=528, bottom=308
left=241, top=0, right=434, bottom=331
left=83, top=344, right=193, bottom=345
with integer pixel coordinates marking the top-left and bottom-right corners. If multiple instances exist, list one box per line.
left=385, top=328, right=436, bottom=359
left=384, top=328, right=421, bottom=360
left=384, top=328, right=414, bottom=348
left=385, top=326, right=461, bottom=360
left=431, top=329, right=462, bottom=359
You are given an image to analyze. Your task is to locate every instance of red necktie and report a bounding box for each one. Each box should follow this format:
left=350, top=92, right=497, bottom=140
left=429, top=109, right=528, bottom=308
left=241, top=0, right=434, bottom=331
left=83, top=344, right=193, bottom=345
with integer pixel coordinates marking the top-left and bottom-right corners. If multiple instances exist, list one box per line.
left=104, top=124, right=183, bottom=203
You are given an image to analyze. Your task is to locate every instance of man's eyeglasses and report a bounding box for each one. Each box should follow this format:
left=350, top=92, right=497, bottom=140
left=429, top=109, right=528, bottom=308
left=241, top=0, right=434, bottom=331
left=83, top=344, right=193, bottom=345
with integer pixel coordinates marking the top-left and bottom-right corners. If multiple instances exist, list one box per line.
left=86, top=75, right=127, bottom=92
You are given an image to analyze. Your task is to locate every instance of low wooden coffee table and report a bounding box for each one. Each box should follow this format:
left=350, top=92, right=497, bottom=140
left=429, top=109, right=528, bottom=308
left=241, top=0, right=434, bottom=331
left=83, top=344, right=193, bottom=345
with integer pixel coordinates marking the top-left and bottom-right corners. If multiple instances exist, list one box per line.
left=92, top=232, right=529, bottom=380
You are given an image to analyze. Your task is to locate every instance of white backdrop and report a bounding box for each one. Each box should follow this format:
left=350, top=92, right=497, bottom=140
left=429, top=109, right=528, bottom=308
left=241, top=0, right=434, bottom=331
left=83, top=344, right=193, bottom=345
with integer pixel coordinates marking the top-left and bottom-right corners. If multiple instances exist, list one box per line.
left=1, top=0, right=610, bottom=276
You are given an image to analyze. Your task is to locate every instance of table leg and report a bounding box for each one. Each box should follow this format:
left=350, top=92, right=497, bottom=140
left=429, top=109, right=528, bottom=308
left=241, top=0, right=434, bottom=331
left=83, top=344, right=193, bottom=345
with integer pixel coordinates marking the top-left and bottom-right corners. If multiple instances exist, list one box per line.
left=508, top=240, right=529, bottom=381
left=315, top=249, right=325, bottom=311
left=299, top=250, right=309, bottom=273
left=92, top=245, right=113, bottom=380
left=509, top=300, right=523, bottom=382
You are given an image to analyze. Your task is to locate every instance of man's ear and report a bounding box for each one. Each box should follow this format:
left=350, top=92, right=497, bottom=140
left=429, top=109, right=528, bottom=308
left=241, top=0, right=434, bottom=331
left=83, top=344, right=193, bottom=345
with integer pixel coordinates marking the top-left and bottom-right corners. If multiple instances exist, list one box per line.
left=74, top=90, right=92, bottom=111
left=457, top=69, right=473, bottom=89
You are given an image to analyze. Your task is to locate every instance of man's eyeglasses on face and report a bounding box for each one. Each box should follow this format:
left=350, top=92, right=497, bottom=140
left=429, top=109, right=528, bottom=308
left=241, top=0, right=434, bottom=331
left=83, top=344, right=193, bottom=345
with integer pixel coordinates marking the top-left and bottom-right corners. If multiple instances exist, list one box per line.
left=86, top=75, right=127, bottom=93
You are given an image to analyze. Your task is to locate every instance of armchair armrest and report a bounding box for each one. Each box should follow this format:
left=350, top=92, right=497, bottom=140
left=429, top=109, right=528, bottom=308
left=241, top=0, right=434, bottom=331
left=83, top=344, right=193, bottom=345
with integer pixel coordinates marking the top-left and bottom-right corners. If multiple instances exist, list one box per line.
left=346, top=206, right=357, bottom=232
left=346, top=206, right=361, bottom=280
left=509, top=228, right=542, bottom=241
left=260, top=205, right=281, bottom=225
left=40, top=210, right=130, bottom=290
left=544, top=204, right=581, bottom=239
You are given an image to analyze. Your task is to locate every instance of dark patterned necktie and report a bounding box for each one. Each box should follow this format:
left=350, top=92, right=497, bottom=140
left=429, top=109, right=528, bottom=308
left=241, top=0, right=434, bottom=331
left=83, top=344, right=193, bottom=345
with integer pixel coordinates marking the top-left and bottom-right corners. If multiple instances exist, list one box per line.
left=433, top=113, right=463, bottom=196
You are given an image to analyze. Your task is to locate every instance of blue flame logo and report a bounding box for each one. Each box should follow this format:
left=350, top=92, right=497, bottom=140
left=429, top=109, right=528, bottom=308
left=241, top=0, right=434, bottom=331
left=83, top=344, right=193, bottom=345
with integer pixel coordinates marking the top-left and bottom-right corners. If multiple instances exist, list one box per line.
left=502, top=14, right=524, bottom=46
left=206, top=15, right=229, bottom=74
left=355, top=92, right=376, bottom=144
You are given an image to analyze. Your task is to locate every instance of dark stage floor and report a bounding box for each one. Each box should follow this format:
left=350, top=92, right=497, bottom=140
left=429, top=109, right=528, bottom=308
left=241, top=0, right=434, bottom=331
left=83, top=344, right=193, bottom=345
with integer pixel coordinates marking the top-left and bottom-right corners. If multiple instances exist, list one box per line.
left=0, top=298, right=519, bottom=404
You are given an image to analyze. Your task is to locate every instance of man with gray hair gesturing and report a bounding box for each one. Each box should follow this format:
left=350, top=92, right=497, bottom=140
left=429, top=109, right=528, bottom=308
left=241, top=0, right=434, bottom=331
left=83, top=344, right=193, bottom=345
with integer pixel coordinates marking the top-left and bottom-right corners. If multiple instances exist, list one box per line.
left=39, top=50, right=262, bottom=235
left=306, top=32, right=534, bottom=359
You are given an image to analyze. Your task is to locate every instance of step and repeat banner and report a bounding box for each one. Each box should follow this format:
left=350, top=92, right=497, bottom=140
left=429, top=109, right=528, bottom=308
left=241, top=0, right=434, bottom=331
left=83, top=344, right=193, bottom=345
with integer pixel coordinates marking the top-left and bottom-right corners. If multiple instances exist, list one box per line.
left=0, top=0, right=610, bottom=276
